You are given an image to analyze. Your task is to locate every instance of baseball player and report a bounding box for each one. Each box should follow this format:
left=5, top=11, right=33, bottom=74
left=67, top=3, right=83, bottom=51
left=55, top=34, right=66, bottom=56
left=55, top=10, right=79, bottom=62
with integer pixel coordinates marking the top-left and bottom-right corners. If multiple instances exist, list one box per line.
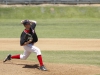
left=3, top=20, right=47, bottom=71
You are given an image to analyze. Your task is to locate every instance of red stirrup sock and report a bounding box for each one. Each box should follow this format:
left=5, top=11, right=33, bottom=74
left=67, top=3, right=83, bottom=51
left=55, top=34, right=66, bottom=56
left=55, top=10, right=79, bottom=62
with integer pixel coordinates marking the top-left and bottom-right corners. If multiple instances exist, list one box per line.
left=37, top=55, right=44, bottom=66
left=11, top=54, right=20, bottom=59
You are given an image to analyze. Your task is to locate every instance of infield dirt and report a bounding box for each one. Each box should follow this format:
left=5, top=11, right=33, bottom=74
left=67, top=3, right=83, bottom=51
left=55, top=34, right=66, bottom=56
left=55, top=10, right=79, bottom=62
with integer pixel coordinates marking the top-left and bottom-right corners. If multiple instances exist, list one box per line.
left=1, top=60, right=100, bottom=75
left=0, top=38, right=100, bottom=75
left=0, top=38, right=100, bottom=51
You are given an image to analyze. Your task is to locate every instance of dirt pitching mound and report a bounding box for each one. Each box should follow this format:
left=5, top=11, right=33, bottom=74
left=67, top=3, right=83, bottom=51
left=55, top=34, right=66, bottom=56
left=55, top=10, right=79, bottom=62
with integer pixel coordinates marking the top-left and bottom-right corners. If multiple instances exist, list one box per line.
left=0, top=60, right=100, bottom=75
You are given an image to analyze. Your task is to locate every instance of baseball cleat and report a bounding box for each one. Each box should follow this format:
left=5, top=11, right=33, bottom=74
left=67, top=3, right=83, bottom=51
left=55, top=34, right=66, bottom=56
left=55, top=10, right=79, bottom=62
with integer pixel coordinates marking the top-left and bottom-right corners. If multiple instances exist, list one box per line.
left=3, top=54, right=11, bottom=62
left=40, top=65, right=47, bottom=71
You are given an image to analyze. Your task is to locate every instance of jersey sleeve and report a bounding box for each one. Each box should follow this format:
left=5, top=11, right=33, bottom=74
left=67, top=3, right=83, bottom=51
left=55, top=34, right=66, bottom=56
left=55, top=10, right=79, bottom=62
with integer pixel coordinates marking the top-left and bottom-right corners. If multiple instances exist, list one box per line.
left=31, top=22, right=36, bottom=30
left=20, top=32, right=26, bottom=46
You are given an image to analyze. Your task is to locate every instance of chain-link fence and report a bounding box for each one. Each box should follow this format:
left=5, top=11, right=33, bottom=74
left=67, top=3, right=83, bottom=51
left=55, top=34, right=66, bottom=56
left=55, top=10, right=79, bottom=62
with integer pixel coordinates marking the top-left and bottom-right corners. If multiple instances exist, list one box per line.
left=0, top=0, right=100, bottom=5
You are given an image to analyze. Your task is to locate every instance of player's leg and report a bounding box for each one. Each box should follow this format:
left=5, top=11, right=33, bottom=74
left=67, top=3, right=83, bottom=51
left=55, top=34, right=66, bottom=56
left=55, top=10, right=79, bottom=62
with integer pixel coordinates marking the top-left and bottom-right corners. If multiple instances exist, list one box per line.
left=3, top=50, right=31, bottom=62
left=11, top=50, right=31, bottom=60
left=24, top=44, right=47, bottom=71
left=24, top=44, right=43, bottom=66
left=20, top=50, right=31, bottom=60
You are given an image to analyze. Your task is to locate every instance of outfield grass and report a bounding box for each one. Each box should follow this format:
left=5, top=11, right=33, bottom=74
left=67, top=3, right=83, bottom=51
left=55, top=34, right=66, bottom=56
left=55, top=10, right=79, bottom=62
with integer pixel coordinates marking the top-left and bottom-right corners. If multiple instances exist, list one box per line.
left=0, top=6, right=100, bottom=38
left=0, top=18, right=100, bottom=38
left=0, top=6, right=100, bottom=19
left=1, top=51, right=100, bottom=66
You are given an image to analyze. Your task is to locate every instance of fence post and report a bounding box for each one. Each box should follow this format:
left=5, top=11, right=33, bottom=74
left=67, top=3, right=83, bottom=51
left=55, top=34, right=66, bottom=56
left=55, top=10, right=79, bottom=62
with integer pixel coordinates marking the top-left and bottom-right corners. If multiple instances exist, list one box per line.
left=53, top=0, right=54, bottom=4
left=5, top=0, right=7, bottom=5
left=77, top=0, right=79, bottom=4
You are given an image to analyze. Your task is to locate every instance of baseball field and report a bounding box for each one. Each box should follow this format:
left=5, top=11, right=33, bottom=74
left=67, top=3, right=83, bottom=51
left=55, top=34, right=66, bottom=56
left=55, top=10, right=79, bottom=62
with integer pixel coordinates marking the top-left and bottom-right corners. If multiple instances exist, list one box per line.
left=0, top=5, right=100, bottom=75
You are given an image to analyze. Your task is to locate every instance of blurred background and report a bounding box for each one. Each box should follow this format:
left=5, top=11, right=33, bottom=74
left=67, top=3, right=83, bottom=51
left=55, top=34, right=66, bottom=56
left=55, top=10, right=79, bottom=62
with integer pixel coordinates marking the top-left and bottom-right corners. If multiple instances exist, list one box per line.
left=0, top=0, right=100, bottom=5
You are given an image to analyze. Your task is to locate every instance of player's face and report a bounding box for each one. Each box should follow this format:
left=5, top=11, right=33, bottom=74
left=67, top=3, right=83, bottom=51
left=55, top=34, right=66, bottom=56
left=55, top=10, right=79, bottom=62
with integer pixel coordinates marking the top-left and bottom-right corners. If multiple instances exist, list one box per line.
left=24, top=23, right=30, bottom=29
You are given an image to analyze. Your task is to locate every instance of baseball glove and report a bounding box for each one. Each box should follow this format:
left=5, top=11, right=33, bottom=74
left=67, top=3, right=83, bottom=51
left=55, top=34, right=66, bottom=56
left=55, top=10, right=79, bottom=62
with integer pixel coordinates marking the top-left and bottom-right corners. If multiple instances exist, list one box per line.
left=24, top=33, right=33, bottom=42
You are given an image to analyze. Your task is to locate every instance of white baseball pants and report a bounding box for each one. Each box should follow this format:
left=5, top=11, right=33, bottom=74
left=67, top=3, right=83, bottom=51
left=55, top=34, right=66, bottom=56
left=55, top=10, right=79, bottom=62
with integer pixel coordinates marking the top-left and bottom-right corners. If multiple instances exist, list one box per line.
left=20, top=44, right=41, bottom=60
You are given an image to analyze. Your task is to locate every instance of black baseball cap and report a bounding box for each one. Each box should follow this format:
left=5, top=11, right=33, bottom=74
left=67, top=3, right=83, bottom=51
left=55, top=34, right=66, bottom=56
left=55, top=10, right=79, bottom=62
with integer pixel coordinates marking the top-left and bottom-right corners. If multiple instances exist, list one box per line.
left=23, top=20, right=30, bottom=25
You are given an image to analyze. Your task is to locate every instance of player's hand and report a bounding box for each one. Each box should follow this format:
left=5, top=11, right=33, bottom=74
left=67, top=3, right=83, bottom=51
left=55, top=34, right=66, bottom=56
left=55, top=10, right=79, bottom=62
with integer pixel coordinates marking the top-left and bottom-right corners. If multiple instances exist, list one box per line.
left=24, top=40, right=32, bottom=45
left=21, top=20, right=24, bottom=24
left=29, top=20, right=37, bottom=24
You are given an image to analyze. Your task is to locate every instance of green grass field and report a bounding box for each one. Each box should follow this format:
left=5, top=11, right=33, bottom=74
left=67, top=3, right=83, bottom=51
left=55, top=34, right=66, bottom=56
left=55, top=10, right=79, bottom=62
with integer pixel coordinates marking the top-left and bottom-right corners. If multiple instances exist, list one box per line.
left=0, top=6, right=100, bottom=38
left=1, top=51, right=100, bottom=66
left=0, top=18, right=100, bottom=38
left=0, top=6, right=100, bottom=19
